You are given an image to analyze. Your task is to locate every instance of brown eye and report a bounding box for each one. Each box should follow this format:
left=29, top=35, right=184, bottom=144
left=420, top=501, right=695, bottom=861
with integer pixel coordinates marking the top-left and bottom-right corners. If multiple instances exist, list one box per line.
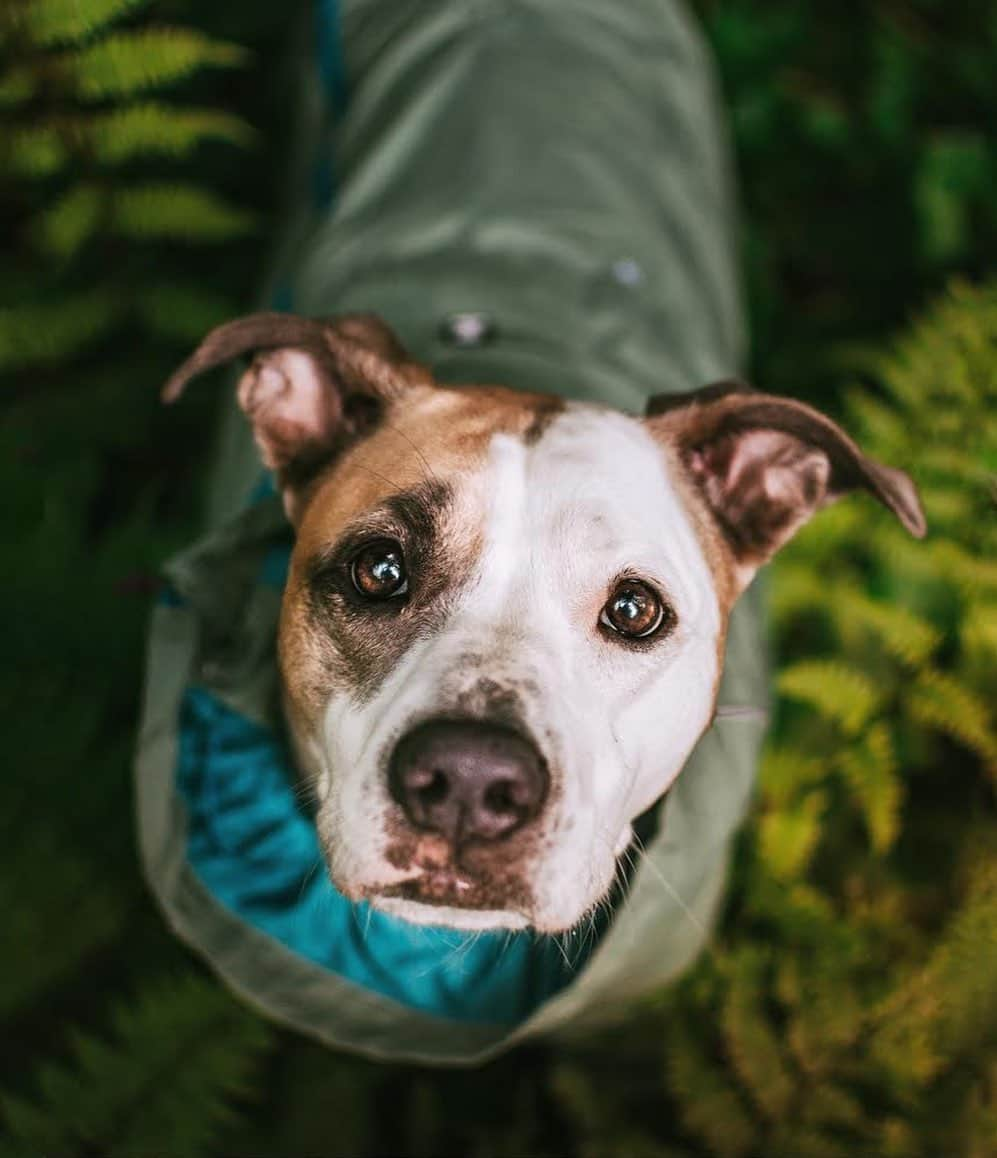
left=351, top=540, right=408, bottom=600
left=600, top=579, right=668, bottom=639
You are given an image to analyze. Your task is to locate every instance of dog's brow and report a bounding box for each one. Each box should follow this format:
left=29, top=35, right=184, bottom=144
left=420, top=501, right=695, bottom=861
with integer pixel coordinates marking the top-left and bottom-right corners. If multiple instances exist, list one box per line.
left=303, top=478, right=454, bottom=576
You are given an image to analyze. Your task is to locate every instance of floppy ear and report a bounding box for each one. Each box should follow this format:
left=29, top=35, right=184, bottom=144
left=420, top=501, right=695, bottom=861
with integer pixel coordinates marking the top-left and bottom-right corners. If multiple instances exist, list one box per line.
left=163, top=312, right=429, bottom=513
left=645, top=380, right=925, bottom=593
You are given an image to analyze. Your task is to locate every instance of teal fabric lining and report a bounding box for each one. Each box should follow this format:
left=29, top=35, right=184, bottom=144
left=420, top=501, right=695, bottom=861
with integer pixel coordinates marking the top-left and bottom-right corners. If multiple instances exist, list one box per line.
left=175, top=683, right=587, bottom=1025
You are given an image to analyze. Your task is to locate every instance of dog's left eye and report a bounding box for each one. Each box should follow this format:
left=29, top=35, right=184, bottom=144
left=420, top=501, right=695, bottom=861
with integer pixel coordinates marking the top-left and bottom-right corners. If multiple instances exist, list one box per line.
left=599, top=579, right=669, bottom=640
left=351, top=539, right=409, bottom=600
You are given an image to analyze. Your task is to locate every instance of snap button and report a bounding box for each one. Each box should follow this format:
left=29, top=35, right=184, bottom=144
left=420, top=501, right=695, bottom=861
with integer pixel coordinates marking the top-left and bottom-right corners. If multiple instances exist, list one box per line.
left=439, top=311, right=496, bottom=348
left=611, top=258, right=644, bottom=287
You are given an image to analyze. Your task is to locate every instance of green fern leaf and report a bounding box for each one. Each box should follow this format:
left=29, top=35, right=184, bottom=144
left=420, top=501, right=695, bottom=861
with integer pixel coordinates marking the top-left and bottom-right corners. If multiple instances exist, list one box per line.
left=0, top=823, right=125, bottom=1019
left=963, top=1063, right=997, bottom=1158
left=800, top=1084, right=865, bottom=1132
left=831, top=586, right=940, bottom=667
left=0, top=974, right=271, bottom=1158
left=765, top=1124, right=855, bottom=1158
left=136, top=282, right=234, bottom=341
left=759, top=790, right=827, bottom=880
left=759, top=744, right=828, bottom=807
left=93, top=103, right=254, bottom=162
left=5, top=106, right=253, bottom=179
left=110, top=182, right=255, bottom=240
left=0, top=294, right=119, bottom=370
left=907, top=670, right=997, bottom=776
left=835, top=722, right=902, bottom=853
left=0, top=67, right=36, bottom=106
left=64, top=29, right=248, bottom=100
left=12, top=0, right=149, bottom=46
left=962, top=604, right=997, bottom=671
left=873, top=862, right=997, bottom=1083
left=5, top=124, right=67, bottom=177
left=778, top=660, right=882, bottom=735
left=721, top=949, right=796, bottom=1119
left=768, top=563, right=828, bottom=628
left=31, top=183, right=104, bottom=259
left=666, top=1014, right=757, bottom=1158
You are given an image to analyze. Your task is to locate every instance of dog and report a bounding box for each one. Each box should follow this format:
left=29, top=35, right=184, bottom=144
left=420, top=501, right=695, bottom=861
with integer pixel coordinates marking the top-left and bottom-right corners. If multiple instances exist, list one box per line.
left=161, top=310, right=925, bottom=935
left=139, top=1, right=926, bottom=1061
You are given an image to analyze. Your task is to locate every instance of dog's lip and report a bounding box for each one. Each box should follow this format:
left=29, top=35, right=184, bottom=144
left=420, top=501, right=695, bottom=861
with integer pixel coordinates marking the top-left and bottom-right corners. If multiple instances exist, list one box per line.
left=373, top=870, right=498, bottom=910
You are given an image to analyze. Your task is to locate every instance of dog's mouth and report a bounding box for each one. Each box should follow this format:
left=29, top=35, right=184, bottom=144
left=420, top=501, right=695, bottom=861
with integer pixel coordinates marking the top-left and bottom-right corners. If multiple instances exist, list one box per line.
left=374, top=870, right=509, bottom=912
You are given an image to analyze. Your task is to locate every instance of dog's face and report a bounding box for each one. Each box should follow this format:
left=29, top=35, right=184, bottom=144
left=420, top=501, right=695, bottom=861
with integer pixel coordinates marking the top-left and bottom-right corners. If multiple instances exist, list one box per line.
left=166, top=313, right=925, bottom=932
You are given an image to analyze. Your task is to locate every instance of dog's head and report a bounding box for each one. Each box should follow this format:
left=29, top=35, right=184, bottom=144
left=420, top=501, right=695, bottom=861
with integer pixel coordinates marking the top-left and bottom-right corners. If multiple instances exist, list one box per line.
left=165, top=313, right=925, bottom=932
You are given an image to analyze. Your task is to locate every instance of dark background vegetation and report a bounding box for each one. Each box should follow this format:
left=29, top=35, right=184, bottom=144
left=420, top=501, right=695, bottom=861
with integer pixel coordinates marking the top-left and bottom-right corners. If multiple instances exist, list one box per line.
left=1, top=0, right=995, bottom=1154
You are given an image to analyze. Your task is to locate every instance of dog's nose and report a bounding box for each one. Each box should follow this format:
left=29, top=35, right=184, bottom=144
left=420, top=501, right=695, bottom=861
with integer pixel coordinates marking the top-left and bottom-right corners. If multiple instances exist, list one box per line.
left=388, top=719, right=548, bottom=845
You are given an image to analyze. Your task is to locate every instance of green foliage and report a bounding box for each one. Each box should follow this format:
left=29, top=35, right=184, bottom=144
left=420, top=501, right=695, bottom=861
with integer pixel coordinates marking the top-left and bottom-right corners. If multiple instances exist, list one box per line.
left=8, top=105, right=253, bottom=177
left=0, top=975, right=271, bottom=1158
left=0, top=292, right=120, bottom=368
left=0, top=1, right=273, bottom=1152
left=2, top=0, right=995, bottom=1154
left=640, top=280, right=996, bottom=1157
left=9, top=0, right=149, bottom=47
left=63, top=29, right=248, bottom=101
left=0, top=0, right=255, bottom=380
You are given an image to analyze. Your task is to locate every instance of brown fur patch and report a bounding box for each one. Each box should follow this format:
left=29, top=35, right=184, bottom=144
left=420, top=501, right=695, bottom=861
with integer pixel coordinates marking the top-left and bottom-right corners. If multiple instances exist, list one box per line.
left=280, top=383, right=567, bottom=726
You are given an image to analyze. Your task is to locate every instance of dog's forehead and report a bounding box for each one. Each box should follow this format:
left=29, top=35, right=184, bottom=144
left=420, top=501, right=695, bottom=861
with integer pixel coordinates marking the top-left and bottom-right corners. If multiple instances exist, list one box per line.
left=491, top=405, right=717, bottom=610
left=294, top=383, right=561, bottom=551
left=293, top=387, right=713, bottom=610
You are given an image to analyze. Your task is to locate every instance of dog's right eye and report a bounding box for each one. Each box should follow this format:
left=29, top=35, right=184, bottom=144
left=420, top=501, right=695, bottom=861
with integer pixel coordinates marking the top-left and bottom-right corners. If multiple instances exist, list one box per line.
left=350, top=539, right=409, bottom=600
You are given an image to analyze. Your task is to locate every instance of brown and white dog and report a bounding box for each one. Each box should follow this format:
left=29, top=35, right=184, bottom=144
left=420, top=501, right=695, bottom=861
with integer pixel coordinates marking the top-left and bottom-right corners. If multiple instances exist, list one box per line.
left=164, top=311, right=925, bottom=935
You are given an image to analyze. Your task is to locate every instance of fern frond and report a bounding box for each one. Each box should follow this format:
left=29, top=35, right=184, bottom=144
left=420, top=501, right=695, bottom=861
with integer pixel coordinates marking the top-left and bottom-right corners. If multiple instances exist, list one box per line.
left=31, top=183, right=104, bottom=259
left=94, top=103, right=254, bottom=161
left=906, top=670, right=997, bottom=776
left=830, top=586, right=940, bottom=667
left=768, top=563, right=828, bottom=627
left=0, top=823, right=125, bottom=1019
left=800, top=1084, right=865, bottom=1133
left=6, top=106, right=253, bottom=179
left=759, top=745, right=828, bottom=806
left=872, top=531, right=997, bottom=598
left=919, top=482, right=978, bottom=526
left=835, top=723, right=902, bottom=853
left=666, top=1014, right=757, bottom=1158
left=135, top=282, right=234, bottom=341
left=963, top=1063, right=997, bottom=1158
left=0, top=294, right=119, bottom=370
left=64, top=29, right=248, bottom=100
left=782, top=501, right=864, bottom=566
left=110, top=182, right=256, bottom=240
left=758, top=790, right=826, bottom=880
left=5, top=124, right=67, bottom=177
left=11, top=0, right=149, bottom=46
left=777, top=660, right=882, bottom=735
left=843, top=388, right=906, bottom=454
left=0, top=974, right=271, bottom=1158
left=721, top=949, right=795, bottom=1119
left=0, top=67, right=36, bottom=107
left=961, top=604, right=997, bottom=671
left=872, top=861, right=997, bottom=1084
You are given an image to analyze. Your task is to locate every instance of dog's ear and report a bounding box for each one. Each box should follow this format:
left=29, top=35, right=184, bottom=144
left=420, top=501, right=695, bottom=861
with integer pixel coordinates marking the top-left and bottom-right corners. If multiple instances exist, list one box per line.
left=645, top=380, right=925, bottom=593
left=163, top=312, right=430, bottom=513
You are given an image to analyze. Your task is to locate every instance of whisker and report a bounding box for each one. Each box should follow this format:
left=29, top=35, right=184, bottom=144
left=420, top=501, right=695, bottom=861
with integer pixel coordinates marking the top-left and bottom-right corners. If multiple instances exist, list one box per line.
left=630, top=832, right=707, bottom=938
left=344, top=458, right=408, bottom=493
left=382, top=420, right=443, bottom=489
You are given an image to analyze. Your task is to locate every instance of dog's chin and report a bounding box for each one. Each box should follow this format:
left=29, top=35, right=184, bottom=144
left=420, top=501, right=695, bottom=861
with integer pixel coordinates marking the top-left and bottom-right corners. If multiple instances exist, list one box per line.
left=370, top=894, right=531, bottom=931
